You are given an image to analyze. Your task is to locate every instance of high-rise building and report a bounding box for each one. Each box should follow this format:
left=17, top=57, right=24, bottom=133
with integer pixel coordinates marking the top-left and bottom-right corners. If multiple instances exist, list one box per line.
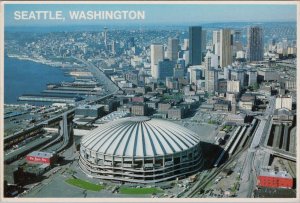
left=220, top=29, right=233, bottom=68
left=204, top=50, right=219, bottom=70
left=183, top=51, right=189, bottom=66
left=205, top=68, right=219, bottom=93
left=189, top=26, right=203, bottom=65
left=234, top=30, right=243, bottom=52
left=155, top=59, right=175, bottom=80
left=183, top=39, right=189, bottom=50
left=213, top=30, right=221, bottom=57
left=247, top=26, right=263, bottom=62
left=167, top=38, right=179, bottom=61
left=151, top=44, right=164, bottom=78
left=202, top=30, right=207, bottom=54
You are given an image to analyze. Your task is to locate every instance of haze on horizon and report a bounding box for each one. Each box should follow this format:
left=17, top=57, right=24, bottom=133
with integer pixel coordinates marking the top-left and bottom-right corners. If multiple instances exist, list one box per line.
left=4, top=3, right=297, bottom=27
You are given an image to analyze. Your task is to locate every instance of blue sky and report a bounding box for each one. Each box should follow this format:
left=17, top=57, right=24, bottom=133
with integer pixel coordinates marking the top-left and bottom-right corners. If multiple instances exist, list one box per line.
left=4, top=4, right=297, bottom=26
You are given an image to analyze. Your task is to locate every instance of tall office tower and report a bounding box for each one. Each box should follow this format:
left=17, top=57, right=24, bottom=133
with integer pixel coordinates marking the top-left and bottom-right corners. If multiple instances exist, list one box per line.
left=205, top=68, right=219, bottom=93
left=204, top=52, right=219, bottom=93
left=151, top=44, right=164, bottom=78
left=183, top=51, right=189, bottom=66
left=212, top=30, right=220, bottom=56
left=166, top=38, right=179, bottom=61
left=204, top=51, right=218, bottom=70
left=234, top=30, right=243, bottom=52
left=104, top=27, right=108, bottom=48
left=231, top=94, right=237, bottom=114
left=247, top=26, right=263, bottom=62
left=155, top=59, right=175, bottom=80
left=220, top=29, right=233, bottom=68
left=202, top=30, right=207, bottom=54
left=183, top=39, right=189, bottom=50
left=189, top=26, right=203, bottom=65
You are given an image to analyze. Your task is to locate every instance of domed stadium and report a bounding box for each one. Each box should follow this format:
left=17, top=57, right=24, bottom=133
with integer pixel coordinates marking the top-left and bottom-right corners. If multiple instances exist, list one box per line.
left=79, top=116, right=204, bottom=183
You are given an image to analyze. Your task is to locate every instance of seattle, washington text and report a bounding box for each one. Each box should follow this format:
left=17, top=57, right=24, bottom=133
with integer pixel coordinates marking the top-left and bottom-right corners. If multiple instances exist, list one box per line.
left=14, top=10, right=146, bottom=21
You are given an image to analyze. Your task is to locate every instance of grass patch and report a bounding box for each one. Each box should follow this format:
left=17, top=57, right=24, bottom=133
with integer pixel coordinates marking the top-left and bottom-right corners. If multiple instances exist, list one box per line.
left=119, top=187, right=163, bottom=195
left=65, top=178, right=104, bottom=191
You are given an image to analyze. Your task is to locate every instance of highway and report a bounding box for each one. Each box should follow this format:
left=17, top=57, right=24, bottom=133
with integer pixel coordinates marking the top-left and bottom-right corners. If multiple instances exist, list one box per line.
left=4, top=57, right=119, bottom=161
left=71, top=56, right=120, bottom=95
left=237, top=96, right=276, bottom=197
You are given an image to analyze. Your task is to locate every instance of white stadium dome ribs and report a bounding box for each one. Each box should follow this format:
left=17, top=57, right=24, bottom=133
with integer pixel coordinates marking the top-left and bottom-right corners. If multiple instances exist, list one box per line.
left=79, top=116, right=205, bottom=184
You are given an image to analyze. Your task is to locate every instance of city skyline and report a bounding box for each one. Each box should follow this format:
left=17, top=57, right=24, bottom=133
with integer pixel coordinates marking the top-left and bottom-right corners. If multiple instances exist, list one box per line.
left=5, top=4, right=297, bottom=27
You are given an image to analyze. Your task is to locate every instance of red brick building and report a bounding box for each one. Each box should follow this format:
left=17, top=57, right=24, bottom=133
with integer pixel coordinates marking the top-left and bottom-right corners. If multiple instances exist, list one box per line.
left=26, top=151, right=56, bottom=166
left=257, top=171, right=293, bottom=189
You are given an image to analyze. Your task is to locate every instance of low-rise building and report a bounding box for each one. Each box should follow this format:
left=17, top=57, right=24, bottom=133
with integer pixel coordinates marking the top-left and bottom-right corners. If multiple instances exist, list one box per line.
left=75, top=104, right=105, bottom=118
left=131, top=103, right=147, bottom=116
left=275, top=95, right=292, bottom=110
left=26, top=151, right=57, bottom=166
left=227, top=80, right=240, bottom=93
left=214, top=100, right=231, bottom=112
left=168, top=106, right=184, bottom=120
left=158, top=103, right=171, bottom=113
left=257, top=170, right=293, bottom=189
left=239, top=94, right=256, bottom=111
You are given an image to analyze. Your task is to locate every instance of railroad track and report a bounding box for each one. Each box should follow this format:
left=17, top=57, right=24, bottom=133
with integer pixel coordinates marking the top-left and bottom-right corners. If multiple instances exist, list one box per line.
left=186, top=135, right=253, bottom=198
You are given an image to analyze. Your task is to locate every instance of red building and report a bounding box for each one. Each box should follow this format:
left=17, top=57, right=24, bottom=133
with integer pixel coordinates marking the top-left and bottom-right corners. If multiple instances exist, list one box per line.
left=257, top=170, right=293, bottom=189
left=26, top=151, right=56, bottom=166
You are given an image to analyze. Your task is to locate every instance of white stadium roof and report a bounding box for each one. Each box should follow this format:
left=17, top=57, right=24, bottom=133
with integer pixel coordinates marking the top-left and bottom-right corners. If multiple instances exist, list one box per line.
left=81, top=116, right=200, bottom=157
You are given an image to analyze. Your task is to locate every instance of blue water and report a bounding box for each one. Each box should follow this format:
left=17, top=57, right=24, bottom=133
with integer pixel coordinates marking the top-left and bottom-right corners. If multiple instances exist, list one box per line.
left=4, top=55, right=74, bottom=104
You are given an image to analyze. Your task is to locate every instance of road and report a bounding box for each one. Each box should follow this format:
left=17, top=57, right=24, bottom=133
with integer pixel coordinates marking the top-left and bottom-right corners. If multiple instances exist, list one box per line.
left=237, top=96, right=276, bottom=197
left=5, top=57, right=119, bottom=161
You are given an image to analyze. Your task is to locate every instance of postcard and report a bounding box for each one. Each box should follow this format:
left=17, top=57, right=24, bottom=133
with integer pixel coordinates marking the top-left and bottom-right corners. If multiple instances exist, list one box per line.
left=1, top=1, right=298, bottom=202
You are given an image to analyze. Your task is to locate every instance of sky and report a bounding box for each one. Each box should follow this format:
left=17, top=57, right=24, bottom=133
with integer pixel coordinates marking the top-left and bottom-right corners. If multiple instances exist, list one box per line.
left=4, top=3, right=297, bottom=27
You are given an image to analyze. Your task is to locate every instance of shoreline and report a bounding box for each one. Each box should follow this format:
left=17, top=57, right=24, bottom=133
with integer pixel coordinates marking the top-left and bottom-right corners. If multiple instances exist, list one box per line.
left=6, top=54, right=73, bottom=68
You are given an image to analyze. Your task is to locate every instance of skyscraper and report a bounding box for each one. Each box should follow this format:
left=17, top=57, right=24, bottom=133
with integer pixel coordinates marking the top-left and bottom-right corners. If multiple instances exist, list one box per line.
left=205, top=68, right=219, bottom=93
left=212, top=30, right=220, bottom=56
left=183, top=39, right=189, bottom=50
left=247, top=26, right=263, bottom=62
left=202, top=30, right=207, bottom=54
left=204, top=52, right=219, bottom=93
left=151, top=44, right=164, bottom=78
left=220, top=29, right=233, bottom=68
left=189, top=26, right=202, bottom=65
left=166, top=38, right=179, bottom=62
